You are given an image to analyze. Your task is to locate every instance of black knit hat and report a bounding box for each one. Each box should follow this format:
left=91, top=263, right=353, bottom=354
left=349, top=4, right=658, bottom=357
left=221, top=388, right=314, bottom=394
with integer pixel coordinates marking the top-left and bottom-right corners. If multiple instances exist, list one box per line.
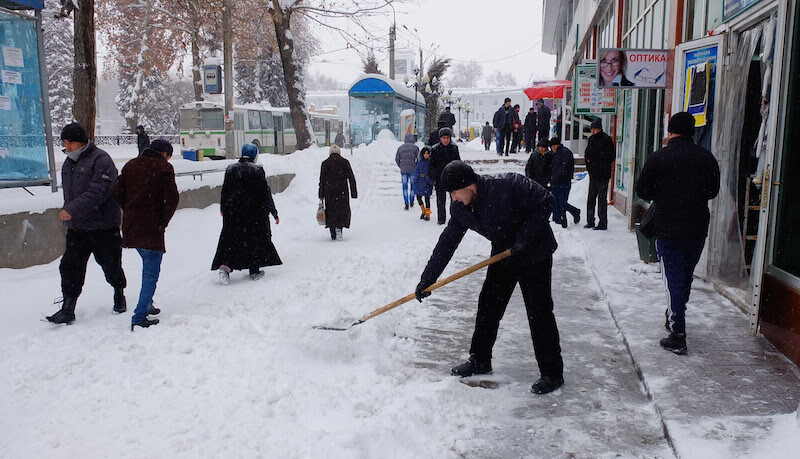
left=441, top=161, right=478, bottom=192
left=549, top=136, right=561, bottom=147
left=668, top=111, right=695, bottom=136
left=61, top=123, right=89, bottom=144
left=150, top=139, right=174, bottom=155
left=537, top=139, right=549, bottom=148
left=590, top=118, right=603, bottom=130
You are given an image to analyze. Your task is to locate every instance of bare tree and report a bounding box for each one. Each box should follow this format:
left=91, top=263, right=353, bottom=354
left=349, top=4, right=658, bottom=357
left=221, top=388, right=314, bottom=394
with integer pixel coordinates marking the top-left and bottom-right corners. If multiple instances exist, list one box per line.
left=267, top=0, right=398, bottom=150
left=485, top=70, right=518, bottom=87
left=447, top=61, right=482, bottom=88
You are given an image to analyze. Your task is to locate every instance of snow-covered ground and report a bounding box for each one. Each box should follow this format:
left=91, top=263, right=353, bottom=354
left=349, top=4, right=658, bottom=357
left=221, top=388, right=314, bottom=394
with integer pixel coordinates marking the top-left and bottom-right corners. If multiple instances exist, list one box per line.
left=1, top=138, right=798, bottom=457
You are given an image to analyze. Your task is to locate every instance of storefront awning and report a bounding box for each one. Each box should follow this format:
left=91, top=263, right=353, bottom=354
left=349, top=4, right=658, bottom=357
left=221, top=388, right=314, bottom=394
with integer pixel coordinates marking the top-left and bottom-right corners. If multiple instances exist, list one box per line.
left=523, top=80, right=572, bottom=100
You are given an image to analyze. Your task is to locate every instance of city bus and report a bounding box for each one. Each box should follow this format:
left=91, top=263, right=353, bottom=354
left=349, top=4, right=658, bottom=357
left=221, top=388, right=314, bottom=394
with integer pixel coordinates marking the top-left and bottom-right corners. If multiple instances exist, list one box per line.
left=178, top=101, right=345, bottom=159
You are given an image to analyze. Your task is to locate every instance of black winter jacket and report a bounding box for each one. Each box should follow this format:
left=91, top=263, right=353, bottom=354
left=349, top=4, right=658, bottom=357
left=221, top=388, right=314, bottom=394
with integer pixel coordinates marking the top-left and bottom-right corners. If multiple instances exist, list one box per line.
left=421, top=173, right=557, bottom=282
left=523, top=113, right=537, bottom=137
left=429, top=142, right=461, bottom=186
left=537, top=106, right=551, bottom=131
left=550, top=145, right=574, bottom=185
left=493, top=106, right=509, bottom=130
left=427, top=131, right=440, bottom=148
left=584, top=131, right=615, bottom=181
left=525, top=150, right=553, bottom=189
left=636, top=136, right=720, bottom=240
left=439, top=111, right=456, bottom=129
left=61, top=142, right=121, bottom=230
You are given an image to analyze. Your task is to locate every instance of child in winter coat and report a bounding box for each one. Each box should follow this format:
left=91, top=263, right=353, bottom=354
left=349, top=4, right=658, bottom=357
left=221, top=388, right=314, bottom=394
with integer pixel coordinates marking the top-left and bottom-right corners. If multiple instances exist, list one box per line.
left=413, top=147, right=433, bottom=220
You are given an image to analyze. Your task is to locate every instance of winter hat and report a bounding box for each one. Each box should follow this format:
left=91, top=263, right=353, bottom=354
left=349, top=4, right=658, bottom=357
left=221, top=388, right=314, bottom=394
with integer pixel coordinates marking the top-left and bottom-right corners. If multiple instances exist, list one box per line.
left=668, top=111, right=695, bottom=136
left=441, top=161, right=478, bottom=192
left=329, top=144, right=341, bottom=155
left=590, top=119, right=603, bottom=130
left=241, top=143, right=259, bottom=160
left=420, top=146, right=431, bottom=156
left=549, top=136, right=561, bottom=147
left=150, top=139, right=173, bottom=155
left=136, top=125, right=145, bottom=133
left=438, top=127, right=453, bottom=138
left=537, top=139, right=549, bottom=148
left=61, top=123, right=89, bottom=144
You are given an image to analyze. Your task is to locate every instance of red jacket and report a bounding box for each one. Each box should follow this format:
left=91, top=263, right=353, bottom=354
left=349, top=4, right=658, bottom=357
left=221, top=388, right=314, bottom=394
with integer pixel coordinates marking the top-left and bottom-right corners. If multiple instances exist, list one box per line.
left=114, top=148, right=179, bottom=252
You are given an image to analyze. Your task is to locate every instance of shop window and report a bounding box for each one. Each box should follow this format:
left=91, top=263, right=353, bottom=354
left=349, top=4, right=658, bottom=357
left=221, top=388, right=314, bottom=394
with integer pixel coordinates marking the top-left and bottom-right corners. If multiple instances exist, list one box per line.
left=706, top=0, right=723, bottom=31
left=652, top=0, right=665, bottom=48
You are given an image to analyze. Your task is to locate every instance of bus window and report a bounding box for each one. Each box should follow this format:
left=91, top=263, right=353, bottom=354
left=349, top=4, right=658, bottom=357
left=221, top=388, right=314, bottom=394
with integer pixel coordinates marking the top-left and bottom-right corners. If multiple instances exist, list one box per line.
left=260, top=111, right=273, bottom=130
left=248, top=110, right=262, bottom=130
left=284, top=113, right=294, bottom=130
left=200, top=109, right=224, bottom=130
left=179, top=109, right=200, bottom=130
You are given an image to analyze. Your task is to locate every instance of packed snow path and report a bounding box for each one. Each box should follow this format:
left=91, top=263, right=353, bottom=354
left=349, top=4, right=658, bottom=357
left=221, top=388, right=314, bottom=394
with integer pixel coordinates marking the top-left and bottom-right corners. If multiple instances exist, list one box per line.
left=1, top=140, right=797, bottom=457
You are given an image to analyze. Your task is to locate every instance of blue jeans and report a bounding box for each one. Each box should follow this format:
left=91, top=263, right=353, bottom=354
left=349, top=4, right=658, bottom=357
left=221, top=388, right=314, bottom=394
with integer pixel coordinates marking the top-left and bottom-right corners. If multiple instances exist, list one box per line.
left=132, top=248, right=164, bottom=324
left=551, top=182, right=579, bottom=224
left=656, top=238, right=706, bottom=334
left=401, top=173, right=414, bottom=205
left=495, top=129, right=503, bottom=153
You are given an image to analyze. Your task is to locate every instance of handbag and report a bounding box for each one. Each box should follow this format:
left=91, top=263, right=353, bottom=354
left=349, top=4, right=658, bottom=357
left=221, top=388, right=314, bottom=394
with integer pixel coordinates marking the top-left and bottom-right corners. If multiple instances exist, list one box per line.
left=316, top=201, right=326, bottom=226
left=639, top=202, right=657, bottom=239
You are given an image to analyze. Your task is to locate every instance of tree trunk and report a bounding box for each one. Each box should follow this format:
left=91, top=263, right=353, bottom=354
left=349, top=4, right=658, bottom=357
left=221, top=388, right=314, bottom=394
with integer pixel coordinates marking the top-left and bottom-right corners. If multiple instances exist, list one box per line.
left=73, top=0, right=97, bottom=138
left=127, top=0, right=153, bottom=132
left=191, top=28, right=203, bottom=101
left=271, top=1, right=312, bottom=150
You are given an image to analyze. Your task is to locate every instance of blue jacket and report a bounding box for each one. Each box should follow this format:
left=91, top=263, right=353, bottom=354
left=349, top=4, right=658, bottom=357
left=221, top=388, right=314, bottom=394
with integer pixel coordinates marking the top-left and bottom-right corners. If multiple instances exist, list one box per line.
left=421, top=173, right=557, bottom=282
left=413, top=158, right=433, bottom=197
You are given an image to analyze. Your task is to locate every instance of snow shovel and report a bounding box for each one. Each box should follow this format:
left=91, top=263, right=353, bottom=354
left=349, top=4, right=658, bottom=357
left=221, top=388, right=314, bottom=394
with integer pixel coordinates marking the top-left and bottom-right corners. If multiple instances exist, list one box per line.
left=313, top=249, right=512, bottom=331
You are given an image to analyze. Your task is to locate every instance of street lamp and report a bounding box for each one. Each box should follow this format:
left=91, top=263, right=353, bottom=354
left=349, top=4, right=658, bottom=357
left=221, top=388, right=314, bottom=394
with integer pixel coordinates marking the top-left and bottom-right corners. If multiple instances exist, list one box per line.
left=404, top=68, right=423, bottom=138
left=464, top=103, right=474, bottom=140
left=456, top=98, right=463, bottom=138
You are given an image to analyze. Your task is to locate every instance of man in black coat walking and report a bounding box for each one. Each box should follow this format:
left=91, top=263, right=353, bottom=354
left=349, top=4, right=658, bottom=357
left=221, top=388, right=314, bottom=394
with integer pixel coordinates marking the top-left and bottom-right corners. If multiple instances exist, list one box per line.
left=415, top=161, right=564, bottom=394
left=525, top=139, right=553, bottom=189
left=47, top=123, right=127, bottom=324
left=523, top=107, right=537, bottom=153
left=212, top=143, right=282, bottom=284
left=583, top=119, right=616, bottom=230
left=536, top=99, right=551, bottom=144
left=549, top=137, right=580, bottom=228
left=438, top=106, right=456, bottom=131
left=429, top=128, right=461, bottom=224
left=136, top=125, right=150, bottom=156
left=492, top=98, right=512, bottom=156
left=509, top=104, right=523, bottom=153
left=636, top=112, right=720, bottom=355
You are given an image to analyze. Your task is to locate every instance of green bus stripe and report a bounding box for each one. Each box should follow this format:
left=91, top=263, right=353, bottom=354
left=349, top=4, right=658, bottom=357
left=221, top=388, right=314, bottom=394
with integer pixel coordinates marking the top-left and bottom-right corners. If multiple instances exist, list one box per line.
left=180, top=131, right=226, bottom=135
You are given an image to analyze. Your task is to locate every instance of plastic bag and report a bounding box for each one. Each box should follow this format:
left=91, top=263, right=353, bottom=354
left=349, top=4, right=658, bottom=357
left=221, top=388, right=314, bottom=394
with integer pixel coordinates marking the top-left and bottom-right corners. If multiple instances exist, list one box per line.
left=316, top=202, right=325, bottom=226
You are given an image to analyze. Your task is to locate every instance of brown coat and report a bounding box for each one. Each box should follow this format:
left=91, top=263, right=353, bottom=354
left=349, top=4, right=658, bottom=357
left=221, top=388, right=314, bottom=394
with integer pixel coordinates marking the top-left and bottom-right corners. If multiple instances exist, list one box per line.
left=114, top=148, right=179, bottom=252
left=319, top=153, right=357, bottom=229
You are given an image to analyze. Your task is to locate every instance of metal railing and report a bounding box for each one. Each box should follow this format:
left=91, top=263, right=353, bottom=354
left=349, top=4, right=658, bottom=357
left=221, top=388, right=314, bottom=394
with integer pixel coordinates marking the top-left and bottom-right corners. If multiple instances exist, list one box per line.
left=93, top=134, right=180, bottom=146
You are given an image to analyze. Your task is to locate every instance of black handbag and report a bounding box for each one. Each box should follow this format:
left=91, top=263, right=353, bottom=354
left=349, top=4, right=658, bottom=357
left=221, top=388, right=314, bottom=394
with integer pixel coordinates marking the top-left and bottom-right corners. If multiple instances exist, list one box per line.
left=639, top=202, right=657, bottom=239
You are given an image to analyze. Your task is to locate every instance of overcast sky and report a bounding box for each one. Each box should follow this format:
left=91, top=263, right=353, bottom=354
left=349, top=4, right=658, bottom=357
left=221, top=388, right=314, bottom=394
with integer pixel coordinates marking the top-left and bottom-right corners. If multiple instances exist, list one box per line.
left=307, top=0, right=556, bottom=88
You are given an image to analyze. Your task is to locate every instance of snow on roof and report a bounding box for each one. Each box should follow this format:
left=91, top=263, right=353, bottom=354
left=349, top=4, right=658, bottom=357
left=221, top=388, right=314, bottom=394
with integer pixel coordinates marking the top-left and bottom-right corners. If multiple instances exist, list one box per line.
left=348, top=73, right=426, bottom=107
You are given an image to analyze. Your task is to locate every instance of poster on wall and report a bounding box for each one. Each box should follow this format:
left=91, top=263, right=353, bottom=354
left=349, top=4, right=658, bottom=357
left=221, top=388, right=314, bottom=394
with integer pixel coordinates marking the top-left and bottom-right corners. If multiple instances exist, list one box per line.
left=723, top=0, right=763, bottom=22
left=597, top=48, right=668, bottom=88
left=683, top=45, right=718, bottom=126
left=574, top=63, right=616, bottom=114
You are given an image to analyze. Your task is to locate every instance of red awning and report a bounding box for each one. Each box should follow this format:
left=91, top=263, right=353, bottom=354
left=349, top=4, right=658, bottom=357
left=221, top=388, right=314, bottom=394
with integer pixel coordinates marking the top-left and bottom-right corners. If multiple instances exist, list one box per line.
left=523, top=80, right=573, bottom=100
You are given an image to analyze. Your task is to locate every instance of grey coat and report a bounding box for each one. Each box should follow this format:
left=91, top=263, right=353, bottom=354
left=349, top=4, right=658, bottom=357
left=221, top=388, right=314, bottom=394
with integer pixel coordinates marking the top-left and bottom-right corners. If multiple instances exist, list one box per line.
left=395, top=133, right=419, bottom=174
left=61, top=142, right=121, bottom=230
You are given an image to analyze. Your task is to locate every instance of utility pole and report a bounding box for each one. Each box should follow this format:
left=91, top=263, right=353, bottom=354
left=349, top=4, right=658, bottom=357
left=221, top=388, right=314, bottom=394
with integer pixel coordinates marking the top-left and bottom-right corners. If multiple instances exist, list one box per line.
left=223, top=0, right=235, bottom=159
left=389, top=24, right=396, bottom=79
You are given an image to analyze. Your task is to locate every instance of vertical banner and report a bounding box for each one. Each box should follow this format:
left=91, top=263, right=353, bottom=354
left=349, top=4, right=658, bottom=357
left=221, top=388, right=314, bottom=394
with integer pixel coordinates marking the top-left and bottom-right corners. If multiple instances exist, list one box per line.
left=683, top=45, right=718, bottom=127
left=574, top=63, right=617, bottom=114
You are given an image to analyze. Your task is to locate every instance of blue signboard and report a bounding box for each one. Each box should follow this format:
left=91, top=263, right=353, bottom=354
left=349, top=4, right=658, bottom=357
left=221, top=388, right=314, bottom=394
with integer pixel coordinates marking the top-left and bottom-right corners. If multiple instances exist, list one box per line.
left=684, top=45, right=718, bottom=126
left=203, top=65, right=222, bottom=94
left=724, top=0, right=763, bottom=22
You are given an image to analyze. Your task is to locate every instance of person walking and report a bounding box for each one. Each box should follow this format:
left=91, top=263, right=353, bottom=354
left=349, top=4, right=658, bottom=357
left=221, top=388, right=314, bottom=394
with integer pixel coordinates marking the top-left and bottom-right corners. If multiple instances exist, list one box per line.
left=429, top=127, right=461, bottom=225
left=212, top=143, right=282, bottom=284
left=492, top=98, right=512, bottom=156
left=636, top=112, right=720, bottom=355
left=438, top=106, right=456, bottom=131
left=583, top=119, right=616, bottom=230
left=536, top=99, right=551, bottom=144
left=114, top=139, right=179, bottom=330
left=334, top=129, right=345, bottom=148
left=481, top=121, right=493, bottom=151
left=136, top=125, right=150, bottom=156
left=319, top=144, right=358, bottom=240
left=523, top=107, right=537, bottom=153
left=510, top=104, right=523, bottom=153
left=413, top=147, right=433, bottom=221
left=525, top=139, right=554, bottom=189
left=428, top=120, right=447, bottom=147
left=395, top=133, right=419, bottom=210
left=414, top=161, right=564, bottom=394
left=46, top=123, right=127, bottom=324
left=549, top=137, right=580, bottom=228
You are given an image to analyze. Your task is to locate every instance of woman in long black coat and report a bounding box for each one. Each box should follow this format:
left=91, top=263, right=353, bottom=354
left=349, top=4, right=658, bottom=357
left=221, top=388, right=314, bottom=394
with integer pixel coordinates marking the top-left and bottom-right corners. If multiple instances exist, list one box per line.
left=319, top=145, right=357, bottom=240
left=212, top=143, right=281, bottom=283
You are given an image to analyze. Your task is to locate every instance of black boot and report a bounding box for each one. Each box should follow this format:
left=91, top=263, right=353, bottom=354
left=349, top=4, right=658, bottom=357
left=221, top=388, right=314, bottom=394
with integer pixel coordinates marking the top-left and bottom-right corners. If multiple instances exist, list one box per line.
left=47, top=296, right=77, bottom=324
left=530, top=376, right=564, bottom=394
left=451, top=357, right=492, bottom=377
left=131, top=318, right=160, bottom=331
left=148, top=305, right=161, bottom=315
left=329, top=227, right=336, bottom=240
left=593, top=223, right=608, bottom=230
left=404, top=203, right=409, bottom=211
left=573, top=209, right=581, bottom=224
left=584, top=221, right=595, bottom=229
left=660, top=332, right=687, bottom=354
left=113, top=288, right=127, bottom=313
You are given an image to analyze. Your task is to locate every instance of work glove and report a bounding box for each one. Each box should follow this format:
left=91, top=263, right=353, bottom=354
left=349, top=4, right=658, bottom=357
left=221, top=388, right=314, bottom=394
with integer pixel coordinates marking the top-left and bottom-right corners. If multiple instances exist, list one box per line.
left=415, top=277, right=435, bottom=302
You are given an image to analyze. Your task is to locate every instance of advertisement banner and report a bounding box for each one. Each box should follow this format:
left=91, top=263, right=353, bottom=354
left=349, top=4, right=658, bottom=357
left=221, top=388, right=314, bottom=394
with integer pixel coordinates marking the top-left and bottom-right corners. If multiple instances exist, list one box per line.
left=683, top=45, right=718, bottom=126
left=723, top=0, right=763, bottom=22
left=574, top=63, right=616, bottom=114
left=597, top=48, right=668, bottom=88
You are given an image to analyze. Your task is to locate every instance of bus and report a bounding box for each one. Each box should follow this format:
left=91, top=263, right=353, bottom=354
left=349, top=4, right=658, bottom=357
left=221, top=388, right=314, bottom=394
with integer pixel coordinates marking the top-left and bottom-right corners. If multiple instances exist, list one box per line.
left=178, top=101, right=345, bottom=159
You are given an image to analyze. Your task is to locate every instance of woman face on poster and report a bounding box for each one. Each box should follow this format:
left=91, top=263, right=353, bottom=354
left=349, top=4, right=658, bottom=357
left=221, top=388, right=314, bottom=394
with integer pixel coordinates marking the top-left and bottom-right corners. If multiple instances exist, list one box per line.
left=599, top=50, right=632, bottom=87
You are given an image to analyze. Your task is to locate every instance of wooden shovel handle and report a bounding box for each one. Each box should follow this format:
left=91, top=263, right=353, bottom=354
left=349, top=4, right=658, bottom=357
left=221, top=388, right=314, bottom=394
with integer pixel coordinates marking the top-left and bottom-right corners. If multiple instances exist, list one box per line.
left=357, top=249, right=512, bottom=324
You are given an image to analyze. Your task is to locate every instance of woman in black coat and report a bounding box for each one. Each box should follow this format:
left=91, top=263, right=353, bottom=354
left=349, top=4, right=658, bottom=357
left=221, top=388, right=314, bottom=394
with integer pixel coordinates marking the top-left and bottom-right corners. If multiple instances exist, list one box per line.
left=212, top=143, right=281, bottom=283
left=319, top=145, right=357, bottom=240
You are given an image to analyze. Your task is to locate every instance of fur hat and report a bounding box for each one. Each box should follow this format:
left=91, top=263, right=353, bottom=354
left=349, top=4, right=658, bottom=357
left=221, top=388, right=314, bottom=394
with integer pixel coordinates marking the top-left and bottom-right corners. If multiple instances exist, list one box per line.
left=329, top=144, right=341, bottom=155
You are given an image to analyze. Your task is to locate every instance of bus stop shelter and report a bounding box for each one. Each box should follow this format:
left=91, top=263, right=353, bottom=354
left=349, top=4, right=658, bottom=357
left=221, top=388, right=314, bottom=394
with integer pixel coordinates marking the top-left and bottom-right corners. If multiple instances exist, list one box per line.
left=348, top=74, right=425, bottom=146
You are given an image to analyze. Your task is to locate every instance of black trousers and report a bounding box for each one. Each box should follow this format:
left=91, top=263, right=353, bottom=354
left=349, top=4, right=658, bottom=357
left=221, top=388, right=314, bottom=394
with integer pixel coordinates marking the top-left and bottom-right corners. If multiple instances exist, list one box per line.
left=469, top=256, right=564, bottom=379
left=416, top=195, right=431, bottom=207
left=504, top=129, right=513, bottom=154
left=537, top=129, right=549, bottom=144
left=435, top=184, right=448, bottom=224
left=60, top=228, right=127, bottom=298
left=511, top=130, right=522, bottom=152
left=586, top=176, right=610, bottom=225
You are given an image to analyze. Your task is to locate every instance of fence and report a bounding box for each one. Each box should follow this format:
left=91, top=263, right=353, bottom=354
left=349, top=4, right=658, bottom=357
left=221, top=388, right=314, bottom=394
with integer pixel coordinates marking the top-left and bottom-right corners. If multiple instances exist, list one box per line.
left=93, top=134, right=180, bottom=146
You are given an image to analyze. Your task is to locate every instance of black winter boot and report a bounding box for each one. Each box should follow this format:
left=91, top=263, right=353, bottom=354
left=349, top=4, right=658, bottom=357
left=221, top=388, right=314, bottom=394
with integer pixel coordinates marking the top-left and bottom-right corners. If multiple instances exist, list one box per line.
left=531, top=376, right=564, bottom=394
left=47, top=296, right=77, bottom=324
left=584, top=222, right=595, bottom=229
left=131, top=318, right=160, bottom=331
left=113, top=288, right=127, bottom=313
left=451, top=357, right=492, bottom=377
left=149, top=304, right=161, bottom=315
left=660, top=332, right=687, bottom=354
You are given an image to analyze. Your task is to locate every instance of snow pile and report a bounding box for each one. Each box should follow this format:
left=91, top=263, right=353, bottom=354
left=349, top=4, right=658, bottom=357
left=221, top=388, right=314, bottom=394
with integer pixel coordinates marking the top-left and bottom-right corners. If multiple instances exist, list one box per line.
left=375, top=129, right=397, bottom=142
